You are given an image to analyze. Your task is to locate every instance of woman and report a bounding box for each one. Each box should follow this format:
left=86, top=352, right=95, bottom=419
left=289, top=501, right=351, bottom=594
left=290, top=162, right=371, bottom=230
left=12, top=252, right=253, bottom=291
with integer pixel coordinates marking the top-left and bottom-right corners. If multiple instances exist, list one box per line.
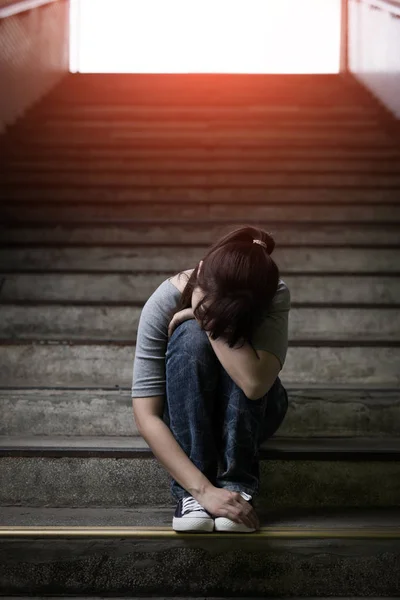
left=132, top=224, right=290, bottom=533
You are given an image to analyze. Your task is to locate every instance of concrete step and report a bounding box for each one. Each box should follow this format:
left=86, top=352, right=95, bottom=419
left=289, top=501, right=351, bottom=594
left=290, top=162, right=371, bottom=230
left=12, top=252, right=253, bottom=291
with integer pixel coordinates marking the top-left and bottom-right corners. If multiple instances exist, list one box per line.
left=42, top=73, right=378, bottom=103
left=11, top=75, right=390, bottom=99
left=45, top=88, right=371, bottom=104
left=2, top=273, right=399, bottom=304
left=0, top=343, right=399, bottom=387
left=46, top=90, right=369, bottom=106
left=30, top=103, right=383, bottom=119
left=3, top=172, right=400, bottom=187
left=1, top=507, right=399, bottom=596
left=6, top=146, right=400, bottom=160
left=1, top=437, right=400, bottom=509
left=0, top=598, right=390, bottom=600
left=3, top=201, right=400, bottom=224
left=5, top=158, right=400, bottom=174
left=1, top=304, right=398, bottom=342
left=15, top=118, right=386, bottom=130
left=7, top=128, right=393, bottom=145
left=28, top=115, right=382, bottom=129
left=2, top=223, right=400, bottom=246
left=1, top=388, right=399, bottom=438
left=0, top=184, right=400, bottom=207
left=0, top=246, right=398, bottom=273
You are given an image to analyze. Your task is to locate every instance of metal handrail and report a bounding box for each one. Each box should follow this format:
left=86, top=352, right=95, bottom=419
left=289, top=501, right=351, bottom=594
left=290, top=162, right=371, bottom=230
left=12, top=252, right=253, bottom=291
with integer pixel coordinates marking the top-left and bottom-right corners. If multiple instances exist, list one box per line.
left=0, top=0, right=61, bottom=19
left=359, top=0, right=400, bottom=15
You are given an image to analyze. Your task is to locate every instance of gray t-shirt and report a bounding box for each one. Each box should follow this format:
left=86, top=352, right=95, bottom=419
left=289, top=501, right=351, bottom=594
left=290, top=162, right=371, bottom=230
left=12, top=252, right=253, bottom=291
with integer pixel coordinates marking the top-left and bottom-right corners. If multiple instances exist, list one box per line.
left=131, top=277, right=290, bottom=398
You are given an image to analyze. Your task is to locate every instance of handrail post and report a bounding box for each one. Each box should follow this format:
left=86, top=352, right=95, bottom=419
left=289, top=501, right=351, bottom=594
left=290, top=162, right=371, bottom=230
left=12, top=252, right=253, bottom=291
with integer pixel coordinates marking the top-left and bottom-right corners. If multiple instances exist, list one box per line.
left=340, top=0, right=349, bottom=72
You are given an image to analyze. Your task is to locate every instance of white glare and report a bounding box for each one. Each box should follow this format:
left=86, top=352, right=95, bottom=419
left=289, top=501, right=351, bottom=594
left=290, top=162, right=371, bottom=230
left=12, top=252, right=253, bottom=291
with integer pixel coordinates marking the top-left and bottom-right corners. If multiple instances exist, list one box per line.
left=70, top=0, right=341, bottom=73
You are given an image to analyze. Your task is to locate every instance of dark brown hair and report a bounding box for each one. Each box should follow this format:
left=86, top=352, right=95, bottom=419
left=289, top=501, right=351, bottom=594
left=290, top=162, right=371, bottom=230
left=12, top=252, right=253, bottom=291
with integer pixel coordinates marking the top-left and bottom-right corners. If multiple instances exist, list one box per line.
left=176, top=224, right=279, bottom=349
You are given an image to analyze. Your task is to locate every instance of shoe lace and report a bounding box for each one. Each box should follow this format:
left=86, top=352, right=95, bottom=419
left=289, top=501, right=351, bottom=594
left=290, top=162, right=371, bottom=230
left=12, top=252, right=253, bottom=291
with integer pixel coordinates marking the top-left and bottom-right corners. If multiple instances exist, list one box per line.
left=182, top=496, right=207, bottom=514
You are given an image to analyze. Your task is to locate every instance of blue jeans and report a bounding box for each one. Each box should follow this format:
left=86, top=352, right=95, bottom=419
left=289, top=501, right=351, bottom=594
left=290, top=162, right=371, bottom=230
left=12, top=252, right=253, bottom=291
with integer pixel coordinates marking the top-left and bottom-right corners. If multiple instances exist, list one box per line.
left=163, top=319, right=289, bottom=502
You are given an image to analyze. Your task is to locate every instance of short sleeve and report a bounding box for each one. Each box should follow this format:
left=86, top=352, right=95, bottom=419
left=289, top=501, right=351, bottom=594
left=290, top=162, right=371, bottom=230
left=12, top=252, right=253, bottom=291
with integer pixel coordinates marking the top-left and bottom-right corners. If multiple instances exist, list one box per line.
left=250, top=279, right=291, bottom=369
left=131, top=280, right=181, bottom=398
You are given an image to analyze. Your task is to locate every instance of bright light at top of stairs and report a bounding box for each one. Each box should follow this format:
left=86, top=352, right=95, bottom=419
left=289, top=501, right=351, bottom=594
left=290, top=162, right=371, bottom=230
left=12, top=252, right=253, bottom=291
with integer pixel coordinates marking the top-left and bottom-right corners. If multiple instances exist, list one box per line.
left=69, top=0, right=341, bottom=74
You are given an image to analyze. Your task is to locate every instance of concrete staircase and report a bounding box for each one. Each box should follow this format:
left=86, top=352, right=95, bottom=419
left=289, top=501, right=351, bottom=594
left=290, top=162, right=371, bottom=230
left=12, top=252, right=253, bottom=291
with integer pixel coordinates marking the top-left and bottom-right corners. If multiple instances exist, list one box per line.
left=0, top=72, right=400, bottom=596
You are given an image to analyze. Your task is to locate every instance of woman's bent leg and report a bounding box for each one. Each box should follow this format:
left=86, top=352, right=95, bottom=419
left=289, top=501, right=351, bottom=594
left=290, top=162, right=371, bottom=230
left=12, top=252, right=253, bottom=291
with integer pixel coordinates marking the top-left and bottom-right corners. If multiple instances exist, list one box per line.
left=214, top=370, right=289, bottom=498
left=259, top=376, right=289, bottom=441
left=163, top=317, right=289, bottom=501
left=163, top=319, right=221, bottom=502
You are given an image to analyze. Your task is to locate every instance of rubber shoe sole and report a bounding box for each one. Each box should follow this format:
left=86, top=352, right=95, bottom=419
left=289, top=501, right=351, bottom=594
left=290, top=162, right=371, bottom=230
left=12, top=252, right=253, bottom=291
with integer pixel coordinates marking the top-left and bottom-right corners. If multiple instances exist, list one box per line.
left=214, top=491, right=257, bottom=532
left=173, top=515, right=214, bottom=532
left=214, top=517, right=256, bottom=532
left=172, top=496, right=214, bottom=532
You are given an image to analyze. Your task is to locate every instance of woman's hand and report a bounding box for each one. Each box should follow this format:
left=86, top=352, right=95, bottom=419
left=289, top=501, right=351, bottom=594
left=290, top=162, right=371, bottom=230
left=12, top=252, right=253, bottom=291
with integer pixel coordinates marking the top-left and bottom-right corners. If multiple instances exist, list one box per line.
left=196, top=486, right=260, bottom=530
left=168, top=307, right=195, bottom=338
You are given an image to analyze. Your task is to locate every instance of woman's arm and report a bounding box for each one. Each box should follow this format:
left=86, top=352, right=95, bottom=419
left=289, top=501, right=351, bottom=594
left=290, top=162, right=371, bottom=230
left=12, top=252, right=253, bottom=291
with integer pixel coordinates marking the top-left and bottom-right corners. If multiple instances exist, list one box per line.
left=204, top=333, right=267, bottom=399
left=137, top=412, right=215, bottom=498
left=191, top=285, right=269, bottom=400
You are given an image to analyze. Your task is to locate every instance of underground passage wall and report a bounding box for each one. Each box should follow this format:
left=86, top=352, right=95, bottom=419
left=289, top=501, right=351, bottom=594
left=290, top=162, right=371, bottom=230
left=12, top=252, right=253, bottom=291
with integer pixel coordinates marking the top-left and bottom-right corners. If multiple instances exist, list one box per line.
left=349, top=0, right=400, bottom=118
left=0, top=0, right=70, bottom=132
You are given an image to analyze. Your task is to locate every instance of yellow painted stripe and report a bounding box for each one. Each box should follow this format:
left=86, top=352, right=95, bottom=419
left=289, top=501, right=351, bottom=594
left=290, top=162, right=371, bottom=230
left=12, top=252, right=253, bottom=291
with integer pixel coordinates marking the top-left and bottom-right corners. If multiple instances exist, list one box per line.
left=0, top=527, right=399, bottom=539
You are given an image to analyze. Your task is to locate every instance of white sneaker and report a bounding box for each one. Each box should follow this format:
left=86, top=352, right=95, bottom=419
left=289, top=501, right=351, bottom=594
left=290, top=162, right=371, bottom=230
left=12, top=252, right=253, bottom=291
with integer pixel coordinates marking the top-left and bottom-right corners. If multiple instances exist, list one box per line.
left=172, top=495, right=214, bottom=532
left=214, top=491, right=257, bottom=532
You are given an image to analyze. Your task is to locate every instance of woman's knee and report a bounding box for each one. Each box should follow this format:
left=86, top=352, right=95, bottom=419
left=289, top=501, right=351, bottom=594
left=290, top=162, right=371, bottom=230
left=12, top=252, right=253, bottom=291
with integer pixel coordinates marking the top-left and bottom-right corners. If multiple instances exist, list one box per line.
left=261, top=377, right=289, bottom=439
left=166, top=318, right=214, bottom=360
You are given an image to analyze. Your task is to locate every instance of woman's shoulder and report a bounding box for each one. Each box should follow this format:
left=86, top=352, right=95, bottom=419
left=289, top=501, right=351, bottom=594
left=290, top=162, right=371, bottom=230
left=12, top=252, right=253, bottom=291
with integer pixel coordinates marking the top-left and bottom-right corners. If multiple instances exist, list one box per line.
left=271, top=278, right=291, bottom=310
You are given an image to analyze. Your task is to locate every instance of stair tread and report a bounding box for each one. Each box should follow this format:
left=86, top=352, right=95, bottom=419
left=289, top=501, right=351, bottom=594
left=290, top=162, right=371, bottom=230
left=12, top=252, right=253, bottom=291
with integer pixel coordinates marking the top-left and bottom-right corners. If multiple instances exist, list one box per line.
left=1, top=345, right=399, bottom=387
left=1, top=435, right=400, bottom=456
left=1, top=223, right=400, bottom=249
left=3, top=194, right=400, bottom=214
left=1, top=388, right=399, bottom=439
left=1, top=505, right=400, bottom=531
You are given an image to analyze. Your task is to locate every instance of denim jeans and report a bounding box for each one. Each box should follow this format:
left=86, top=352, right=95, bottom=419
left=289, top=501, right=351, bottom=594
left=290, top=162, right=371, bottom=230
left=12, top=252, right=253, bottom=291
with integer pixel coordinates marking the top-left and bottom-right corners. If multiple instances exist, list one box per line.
left=162, top=318, right=289, bottom=502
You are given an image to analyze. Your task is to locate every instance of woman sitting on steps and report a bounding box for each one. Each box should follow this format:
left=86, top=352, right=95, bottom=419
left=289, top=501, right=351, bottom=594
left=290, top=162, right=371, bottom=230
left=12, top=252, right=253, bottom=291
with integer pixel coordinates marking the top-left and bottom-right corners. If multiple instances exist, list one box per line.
left=132, top=224, right=290, bottom=533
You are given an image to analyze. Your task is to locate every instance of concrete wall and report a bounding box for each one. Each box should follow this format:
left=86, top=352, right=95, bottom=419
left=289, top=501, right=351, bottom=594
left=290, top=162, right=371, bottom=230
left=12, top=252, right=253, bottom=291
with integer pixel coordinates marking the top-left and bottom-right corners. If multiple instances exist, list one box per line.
left=349, top=0, right=400, bottom=118
left=0, top=0, right=70, bottom=133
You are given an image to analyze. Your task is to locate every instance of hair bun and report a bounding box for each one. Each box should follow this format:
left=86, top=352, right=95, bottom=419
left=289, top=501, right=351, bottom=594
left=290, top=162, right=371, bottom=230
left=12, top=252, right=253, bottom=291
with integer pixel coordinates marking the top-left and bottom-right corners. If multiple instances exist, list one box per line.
left=264, top=233, right=275, bottom=255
